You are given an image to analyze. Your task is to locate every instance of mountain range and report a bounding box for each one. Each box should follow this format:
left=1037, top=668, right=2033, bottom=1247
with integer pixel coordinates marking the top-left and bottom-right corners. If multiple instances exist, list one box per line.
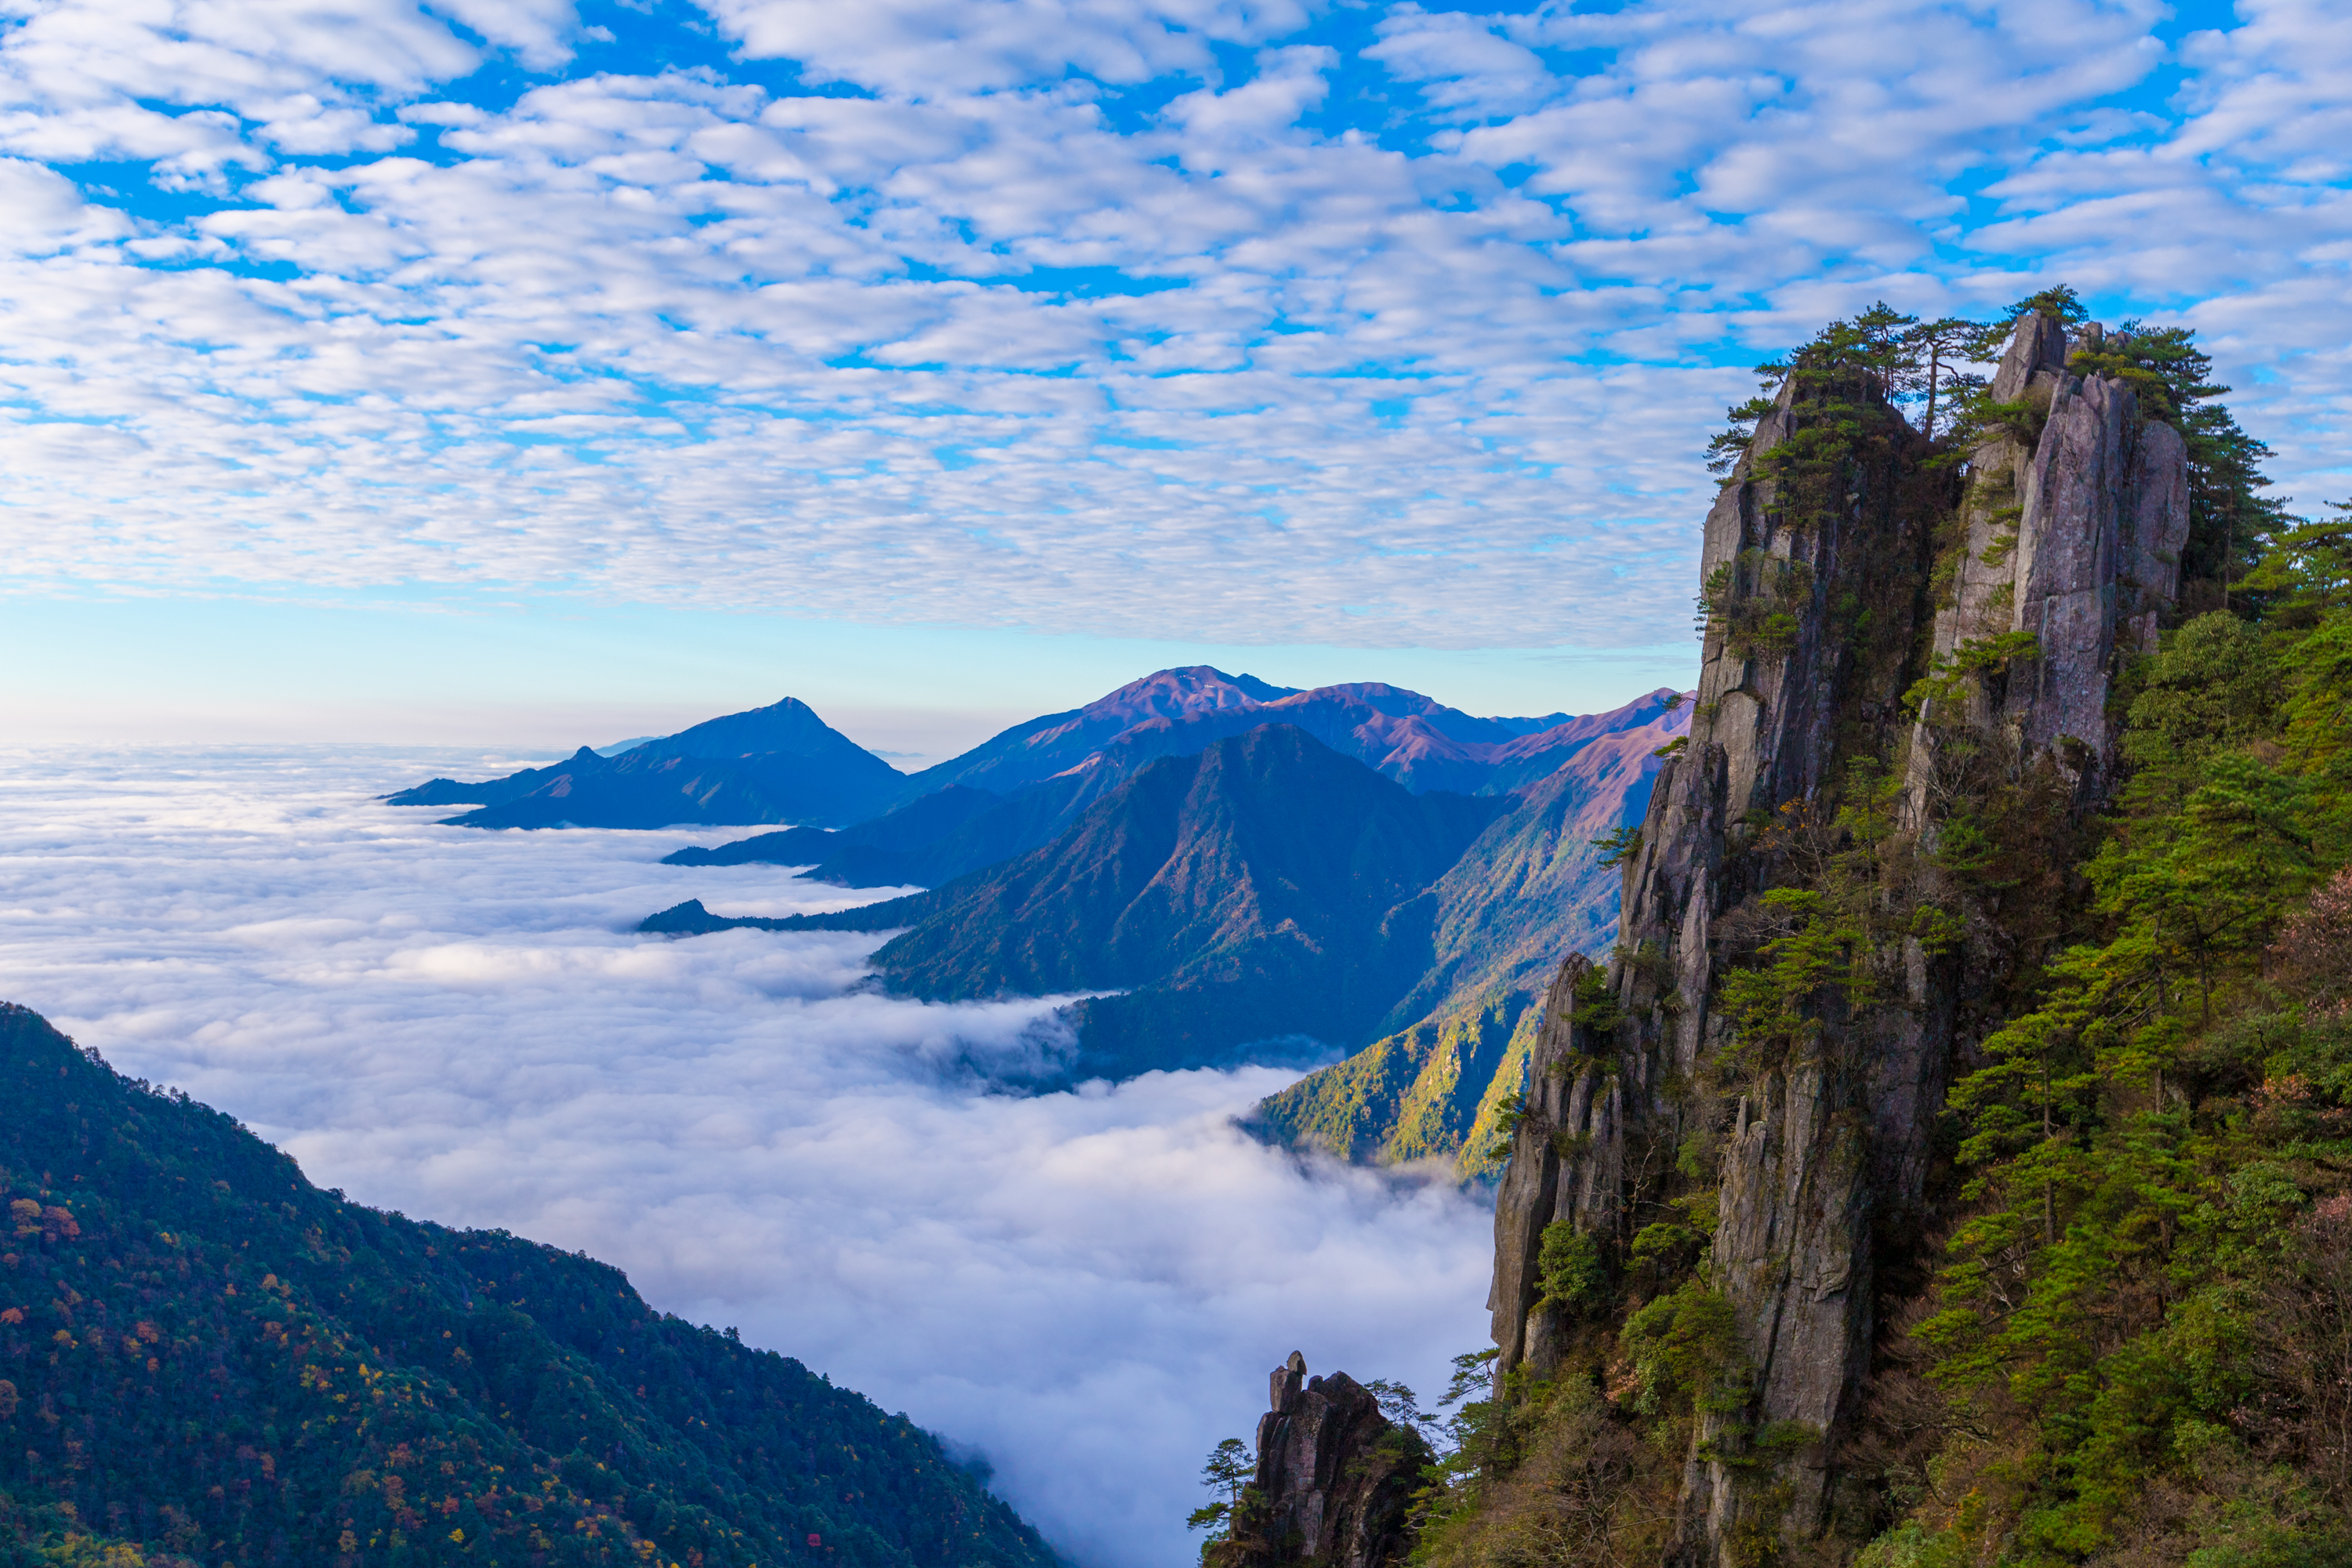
left=385, top=668, right=1655, bottom=844
left=659, top=675, right=1682, bottom=894
left=0, top=1002, right=1059, bottom=1568
left=635, top=678, right=1687, bottom=1137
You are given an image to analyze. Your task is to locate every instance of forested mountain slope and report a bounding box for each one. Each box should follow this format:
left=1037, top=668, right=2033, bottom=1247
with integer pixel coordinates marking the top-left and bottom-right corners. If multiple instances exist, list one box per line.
left=1247, top=294, right=2352, bottom=1568
left=1248, top=702, right=1688, bottom=1174
left=0, top=1004, right=1059, bottom=1568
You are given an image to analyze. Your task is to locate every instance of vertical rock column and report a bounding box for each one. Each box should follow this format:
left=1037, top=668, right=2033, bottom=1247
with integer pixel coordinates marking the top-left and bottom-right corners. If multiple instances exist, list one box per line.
left=1486, top=311, right=2187, bottom=1564
left=1213, top=1353, right=1425, bottom=1568
left=1490, top=362, right=1946, bottom=1555
left=1489, top=953, right=1632, bottom=1380
left=1906, top=315, right=2191, bottom=813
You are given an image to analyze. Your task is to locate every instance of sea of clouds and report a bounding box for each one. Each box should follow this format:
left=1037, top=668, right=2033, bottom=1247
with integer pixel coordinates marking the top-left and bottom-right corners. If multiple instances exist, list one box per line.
left=0, top=746, right=1493, bottom=1568
left=4, top=0, right=2348, bottom=652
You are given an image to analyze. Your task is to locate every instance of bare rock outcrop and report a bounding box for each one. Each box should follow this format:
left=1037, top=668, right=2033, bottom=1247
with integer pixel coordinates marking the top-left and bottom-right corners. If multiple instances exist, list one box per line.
left=1486, top=310, right=2190, bottom=1565
left=1212, top=1353, right=1426, bottom=1568
left=1904, top=317, right=2190, bottom=812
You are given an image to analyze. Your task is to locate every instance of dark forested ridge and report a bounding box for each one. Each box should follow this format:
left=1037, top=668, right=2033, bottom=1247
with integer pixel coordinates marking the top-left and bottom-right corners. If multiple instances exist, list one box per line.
left=0, top=1004, right=1058, bottom=1568
left=1215, top=295, right=2352, bottom=1568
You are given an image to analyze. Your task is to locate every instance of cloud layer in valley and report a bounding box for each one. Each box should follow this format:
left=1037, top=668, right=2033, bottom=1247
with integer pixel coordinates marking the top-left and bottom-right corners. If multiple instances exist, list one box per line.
left=0, top=747, right=1492, bottom=1568
left=2, top=0, right=2347, bottom=652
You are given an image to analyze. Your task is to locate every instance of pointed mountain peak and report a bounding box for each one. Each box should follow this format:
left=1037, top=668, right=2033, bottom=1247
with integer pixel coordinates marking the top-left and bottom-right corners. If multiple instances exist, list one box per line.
left=641, top=695, right=898, bottom=770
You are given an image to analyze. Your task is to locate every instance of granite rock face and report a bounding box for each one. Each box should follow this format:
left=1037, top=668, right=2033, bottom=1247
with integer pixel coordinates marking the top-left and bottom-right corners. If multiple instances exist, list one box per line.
left=1485, top=311, right=2190, bottom=1565
left=1213, top=1353, right=1426, bottom=1568
left=1904, top=317, right=2193, bottom=813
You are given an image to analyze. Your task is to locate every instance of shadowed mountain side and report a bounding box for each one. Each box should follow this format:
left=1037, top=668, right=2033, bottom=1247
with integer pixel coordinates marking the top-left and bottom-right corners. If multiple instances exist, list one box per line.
left=1382, top=705, right=1686, bottom=1028
left=0, top=1002, right=1060, bottom=1568
left=1247, top=699, right=1689, bottom=1174
left=813, top=776, right=1098, bottom=888
left=646, top=728, right=1512, bottom=1078
left=385, top=749, right=597, bottom=809
left=628, top=696, right=888, bottom=768
left=440, top=746, right=894, bottom=830
left=1468, top=689, right=1688, bottom=793
left=662, top=784, right=1002, bottom=869
left=662, top=777, right=1096, bottom=890
left=389, top=698, right=906, bottom=829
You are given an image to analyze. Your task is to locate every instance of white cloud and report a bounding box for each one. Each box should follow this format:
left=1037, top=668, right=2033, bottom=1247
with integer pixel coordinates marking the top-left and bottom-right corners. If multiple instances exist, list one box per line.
left=699, top=0, right=1312, bottom=96
left=1367, top=9, right=1556, bottom=118
left=0, top=746, right=1492, bottom=1568
left=0, top=154, right=129, bottom=249
left=2175, top=0, right=2352, bottom=182
left=399, top=100, right=492, bottom=125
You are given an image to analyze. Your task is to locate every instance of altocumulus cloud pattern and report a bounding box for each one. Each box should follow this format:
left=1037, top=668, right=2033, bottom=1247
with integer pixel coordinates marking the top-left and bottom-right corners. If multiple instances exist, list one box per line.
left=0, top=0, right=2347, bottom=645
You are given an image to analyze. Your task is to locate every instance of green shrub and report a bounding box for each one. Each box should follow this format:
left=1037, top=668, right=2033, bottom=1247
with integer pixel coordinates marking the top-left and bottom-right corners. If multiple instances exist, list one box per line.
left=1536, top=1222, right=1607, bottom=1318
left=1697, top=550, right=1815, bottom=662
left=1618, top=1283, right=1742, bottom=1419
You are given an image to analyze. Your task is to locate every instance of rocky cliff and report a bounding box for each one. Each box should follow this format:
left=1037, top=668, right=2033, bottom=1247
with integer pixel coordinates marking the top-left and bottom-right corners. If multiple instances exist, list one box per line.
left=1211, top=1354, right=1426, bottom=1568
left=1484, top=308, right=2190, bottom=1563
left=1903, top=316, right=2190, bottom=812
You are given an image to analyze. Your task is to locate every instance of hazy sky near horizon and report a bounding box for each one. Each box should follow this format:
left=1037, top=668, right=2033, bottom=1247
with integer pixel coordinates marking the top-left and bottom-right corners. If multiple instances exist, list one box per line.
left=4, top=0, right=2349, bottom=750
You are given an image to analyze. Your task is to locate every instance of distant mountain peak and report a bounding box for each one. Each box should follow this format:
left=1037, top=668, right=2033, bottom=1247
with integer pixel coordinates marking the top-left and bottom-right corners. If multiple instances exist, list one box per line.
left=642, top=695, right=888, bottom=764
left=1078, top=666, right=1300, bottom=720
left=383, top=695, right=904, bottom=828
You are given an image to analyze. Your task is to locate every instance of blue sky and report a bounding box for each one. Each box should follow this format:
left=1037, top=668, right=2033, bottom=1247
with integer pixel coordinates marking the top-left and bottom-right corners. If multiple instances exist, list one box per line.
left=2, top=0, right=2347, bottom=756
